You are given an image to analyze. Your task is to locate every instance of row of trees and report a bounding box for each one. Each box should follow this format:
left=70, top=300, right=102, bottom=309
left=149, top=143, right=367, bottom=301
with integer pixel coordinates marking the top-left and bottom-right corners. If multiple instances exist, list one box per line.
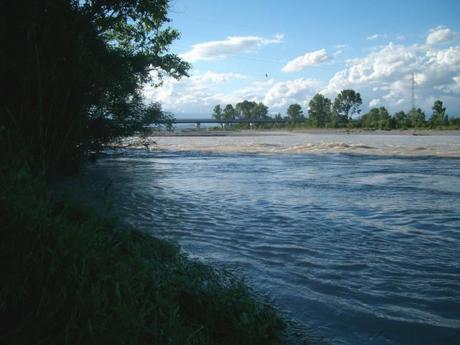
left=211, top=101, right=270, bottom=122
left=305, top=93, right=449, bottom=129
left=211, top=90, right=453, bottom=129
left=211, top=90, right=363, bottom=126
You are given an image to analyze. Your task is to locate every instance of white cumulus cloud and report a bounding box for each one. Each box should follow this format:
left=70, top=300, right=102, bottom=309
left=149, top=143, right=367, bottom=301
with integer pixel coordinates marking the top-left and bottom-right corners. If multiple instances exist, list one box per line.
left=186, top=71, right=247, bottom=91
left=323, top=41, right=460, bottom=113
left=180, top=34, right=284, bottom=62
left=426, top=26, right=457, bottom=45
left=263, top=78, right=322, bottom=108
left=369, top=98, right=381, bottom=107
left=143, top=71, right=248, bottom=111
left=282, top=49, right=330, bottom=72
left=145, top=26, right=460, bottom=116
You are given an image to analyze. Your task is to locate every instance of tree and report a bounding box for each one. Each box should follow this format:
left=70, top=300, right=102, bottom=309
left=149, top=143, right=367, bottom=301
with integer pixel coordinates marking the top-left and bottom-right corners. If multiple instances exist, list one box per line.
left=250, top=103, right=269, bottom=119
left=142, top=102, right=174, bottom=131
left=1, top=0, right=189, bottom=172
left=273, top=113, right=284, bottom=128
left=430, top=100, right=448, bottom=127
left=333, top=89, right=362, bottom=126
left=274, top=113, right=284, bottom=121
left=223, top=104, right=238, bottom=121
left=407, top=108, right=426, bottom=128
left=78, top=0, right=190, bottom=83
left=360, top=107, right=391, bottom=129
left=393, top=111, right=409, bottom=129
left=212, top=105, right=223, bottom=121
left=308, top=94, right=332, bottom=128
left=287, top=104, right=304, bottom=123
left=235, top=100, right=257, bottom=119
left=212, top=104, right=224, bottom=128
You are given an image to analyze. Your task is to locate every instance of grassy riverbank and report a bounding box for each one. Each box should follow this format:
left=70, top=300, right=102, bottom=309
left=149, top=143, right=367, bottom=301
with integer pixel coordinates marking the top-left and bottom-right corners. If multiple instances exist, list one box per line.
left=0, top=169, right=285, bottom=345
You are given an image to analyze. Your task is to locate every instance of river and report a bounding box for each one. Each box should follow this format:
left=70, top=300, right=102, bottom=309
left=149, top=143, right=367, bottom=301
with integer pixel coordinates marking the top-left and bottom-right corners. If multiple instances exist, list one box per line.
left=73, top=132, right=460, bottom=345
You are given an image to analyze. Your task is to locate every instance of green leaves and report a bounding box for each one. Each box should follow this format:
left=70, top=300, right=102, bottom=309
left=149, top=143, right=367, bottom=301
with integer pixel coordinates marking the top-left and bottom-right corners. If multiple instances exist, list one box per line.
left=235, top=101, right=269, bottom=120
left=0, top=176, right=286, bottom=344
left=212, top=105, right=223, bottom=121
left=333, top=89, right=362, bottom=125
left=360, top=107, right=392, bottom=129
left=287, top=104, right=304, bottom=123
left=431, top=100, right=448, bottom=127
left=1, top=0, right=189, bottom=172
left=308, top=94, right=333, bottom=128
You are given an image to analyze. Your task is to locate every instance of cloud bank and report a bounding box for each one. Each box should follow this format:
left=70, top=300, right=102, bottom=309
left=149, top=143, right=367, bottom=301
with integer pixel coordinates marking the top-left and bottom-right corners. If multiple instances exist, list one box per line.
left=146, top=26, right=460, bottom=116
left=282, top=49, right=330, bottom=72
left=322, top=41, right=460, bottom=112
left=180, top=34, right=284, bottom=62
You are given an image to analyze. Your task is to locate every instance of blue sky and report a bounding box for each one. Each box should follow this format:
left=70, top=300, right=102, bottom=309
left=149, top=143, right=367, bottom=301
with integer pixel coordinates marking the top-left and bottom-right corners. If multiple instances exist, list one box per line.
left=144, top=0, right=460, bottom=117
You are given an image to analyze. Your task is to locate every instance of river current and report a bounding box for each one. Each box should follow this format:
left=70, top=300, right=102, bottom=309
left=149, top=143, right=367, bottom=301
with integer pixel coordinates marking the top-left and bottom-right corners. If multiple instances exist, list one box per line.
left=74, top=132, right=460, bottom=345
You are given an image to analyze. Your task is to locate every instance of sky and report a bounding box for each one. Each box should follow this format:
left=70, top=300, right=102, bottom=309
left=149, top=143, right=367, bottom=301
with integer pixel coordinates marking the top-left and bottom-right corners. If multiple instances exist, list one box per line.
left=143, top=0, right=460, bottom=118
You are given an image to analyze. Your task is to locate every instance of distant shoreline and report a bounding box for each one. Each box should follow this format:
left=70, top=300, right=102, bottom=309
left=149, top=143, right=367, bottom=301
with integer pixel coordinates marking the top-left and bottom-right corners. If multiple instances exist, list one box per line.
left=146, top=128, right=460, bottom=137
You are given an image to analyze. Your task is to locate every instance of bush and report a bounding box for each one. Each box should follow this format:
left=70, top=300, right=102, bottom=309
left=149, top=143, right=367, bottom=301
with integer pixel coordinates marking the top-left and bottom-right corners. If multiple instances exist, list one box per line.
left=0, top=171, right=284, bottom=345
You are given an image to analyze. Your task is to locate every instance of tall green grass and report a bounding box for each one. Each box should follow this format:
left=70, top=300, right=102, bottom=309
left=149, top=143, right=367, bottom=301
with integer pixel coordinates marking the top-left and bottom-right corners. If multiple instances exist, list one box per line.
left=0, top=170, right=284, bottom=345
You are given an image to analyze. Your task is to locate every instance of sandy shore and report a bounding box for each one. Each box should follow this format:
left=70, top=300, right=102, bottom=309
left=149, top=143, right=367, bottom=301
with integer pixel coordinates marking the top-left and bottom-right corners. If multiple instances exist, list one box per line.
left=143, top=128, right=460, bottom=137
left=106, top=128, right=460, bottom=158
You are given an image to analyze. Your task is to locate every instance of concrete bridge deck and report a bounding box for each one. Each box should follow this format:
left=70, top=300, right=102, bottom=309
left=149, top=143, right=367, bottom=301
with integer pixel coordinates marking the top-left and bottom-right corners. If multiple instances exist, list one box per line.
left=157, top=118, right=298, bottom=128
left=171, top=118, right=287, bottom=124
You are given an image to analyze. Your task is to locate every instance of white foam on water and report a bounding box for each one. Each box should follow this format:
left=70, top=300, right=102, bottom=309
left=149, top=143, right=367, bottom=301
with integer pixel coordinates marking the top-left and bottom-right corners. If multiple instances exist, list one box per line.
left=118, top=132, right=460, bottom=157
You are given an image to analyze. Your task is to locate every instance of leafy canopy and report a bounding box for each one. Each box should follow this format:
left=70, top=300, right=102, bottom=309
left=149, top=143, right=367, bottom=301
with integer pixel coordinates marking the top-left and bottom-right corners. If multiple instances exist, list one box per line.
left=431, top=100, right=448, bottom=127
left=308, top=94, right=332, bottom=128
left=333, top=89, right=362, bottom=123
left=287, top=104, right=304, bottom=122
left=212, top=105, right=223, bottom=120
left=77, top=0, right=190, bottom=83
left=360, top=107, right=391, bottom=129
left=235, top=101, right=269, bottom=120
left=1, top=0, right=190, bottom=172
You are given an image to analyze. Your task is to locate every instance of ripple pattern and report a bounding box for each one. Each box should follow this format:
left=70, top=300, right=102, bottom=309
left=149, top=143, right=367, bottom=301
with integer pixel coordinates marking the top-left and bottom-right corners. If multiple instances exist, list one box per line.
left=76, top=149, right=460, bottom=345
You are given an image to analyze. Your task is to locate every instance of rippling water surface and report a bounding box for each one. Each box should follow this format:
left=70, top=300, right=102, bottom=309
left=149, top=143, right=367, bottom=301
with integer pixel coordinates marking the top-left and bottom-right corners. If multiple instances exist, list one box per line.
left=76, top=134, right=460, bottom=345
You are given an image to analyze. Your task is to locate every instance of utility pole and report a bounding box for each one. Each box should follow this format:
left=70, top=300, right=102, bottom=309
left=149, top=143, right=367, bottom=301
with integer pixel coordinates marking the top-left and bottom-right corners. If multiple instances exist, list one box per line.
left=411, top=72, right=415, bottom=111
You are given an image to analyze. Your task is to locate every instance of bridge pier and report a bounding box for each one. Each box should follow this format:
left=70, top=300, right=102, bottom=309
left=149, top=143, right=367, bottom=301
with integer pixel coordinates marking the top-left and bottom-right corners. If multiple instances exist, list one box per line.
left=195, top=122, right=201, bottom=129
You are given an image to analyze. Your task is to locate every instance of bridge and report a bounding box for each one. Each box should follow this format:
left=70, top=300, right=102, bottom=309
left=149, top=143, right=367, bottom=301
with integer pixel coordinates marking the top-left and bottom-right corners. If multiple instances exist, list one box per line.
left=157, top=118, right=292, bottom=129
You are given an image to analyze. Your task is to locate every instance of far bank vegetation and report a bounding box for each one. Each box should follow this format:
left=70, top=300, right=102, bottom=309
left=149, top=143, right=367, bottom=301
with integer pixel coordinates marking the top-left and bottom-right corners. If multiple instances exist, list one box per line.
left=211, top=90, right=457, bottom=130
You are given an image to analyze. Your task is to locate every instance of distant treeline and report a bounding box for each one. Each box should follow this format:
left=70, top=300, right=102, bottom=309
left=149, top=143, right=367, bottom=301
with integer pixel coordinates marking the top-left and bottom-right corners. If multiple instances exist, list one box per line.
left=211, top=90, right=457, bottom=129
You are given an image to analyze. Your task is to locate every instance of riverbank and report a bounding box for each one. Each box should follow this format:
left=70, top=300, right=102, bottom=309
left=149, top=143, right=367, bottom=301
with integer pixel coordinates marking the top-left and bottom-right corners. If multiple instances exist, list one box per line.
left=0, top=170, right=285, bottom=345
left=139, top=128, right=460, bottom=137
left=109, top=130, right=460, bottom=157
